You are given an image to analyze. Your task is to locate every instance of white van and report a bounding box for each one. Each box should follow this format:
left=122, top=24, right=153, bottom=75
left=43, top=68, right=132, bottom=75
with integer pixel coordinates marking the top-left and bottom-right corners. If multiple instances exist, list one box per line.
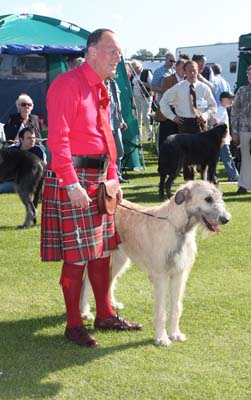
left=176, top=42, right=238, bottom=91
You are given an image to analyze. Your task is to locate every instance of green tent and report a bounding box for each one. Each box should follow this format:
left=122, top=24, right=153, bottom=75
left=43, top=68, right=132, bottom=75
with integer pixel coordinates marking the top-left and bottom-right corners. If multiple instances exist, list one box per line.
left=236, top=32, right=251, bottom=89
left=0, top=13, right=144, bottom=170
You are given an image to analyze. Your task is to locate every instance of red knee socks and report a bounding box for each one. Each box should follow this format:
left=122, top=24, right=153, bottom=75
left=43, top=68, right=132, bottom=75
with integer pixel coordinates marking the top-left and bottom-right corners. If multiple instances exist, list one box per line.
left=88, top=256, right=116, bottom=320
left=60, top=262, right=85, bottom=328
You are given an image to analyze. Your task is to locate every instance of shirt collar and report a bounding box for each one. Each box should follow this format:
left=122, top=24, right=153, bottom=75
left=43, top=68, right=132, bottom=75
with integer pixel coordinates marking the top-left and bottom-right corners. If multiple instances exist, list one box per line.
left=185, top=79, right=198, bottom=87
left=81, top=61, right=103, bottom=87
left=175, top=73, right=183, bottom=82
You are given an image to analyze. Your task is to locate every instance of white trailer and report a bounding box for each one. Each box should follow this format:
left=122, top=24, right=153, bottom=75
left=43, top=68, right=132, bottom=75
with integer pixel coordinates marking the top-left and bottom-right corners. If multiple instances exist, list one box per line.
left=176, top=42, right=238, bottom=91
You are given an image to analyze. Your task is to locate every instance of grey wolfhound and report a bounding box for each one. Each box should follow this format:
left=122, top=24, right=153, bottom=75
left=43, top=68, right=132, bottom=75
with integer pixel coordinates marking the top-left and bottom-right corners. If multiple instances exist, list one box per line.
left=80, top=180, right=231, bottom=346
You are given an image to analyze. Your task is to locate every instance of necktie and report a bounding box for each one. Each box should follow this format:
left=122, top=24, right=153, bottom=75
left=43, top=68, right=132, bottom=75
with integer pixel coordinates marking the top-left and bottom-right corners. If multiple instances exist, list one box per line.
left=189, top=84, right=205, bottom=131
left=97, top=82, right=117, bottom=163
left=190, top=84, right=196, bottom=107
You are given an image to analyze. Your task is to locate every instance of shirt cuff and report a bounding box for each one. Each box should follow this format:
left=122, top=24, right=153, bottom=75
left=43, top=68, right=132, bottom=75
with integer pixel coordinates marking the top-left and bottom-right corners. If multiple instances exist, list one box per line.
left=107, top=162, right=119, bottom=182
left=56, top=168, right=79, bottom=187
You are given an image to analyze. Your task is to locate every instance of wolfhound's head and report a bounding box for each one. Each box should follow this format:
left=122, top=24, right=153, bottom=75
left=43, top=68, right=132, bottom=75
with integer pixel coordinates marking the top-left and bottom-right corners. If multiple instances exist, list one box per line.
left=174, top=180, right=231, bottom=233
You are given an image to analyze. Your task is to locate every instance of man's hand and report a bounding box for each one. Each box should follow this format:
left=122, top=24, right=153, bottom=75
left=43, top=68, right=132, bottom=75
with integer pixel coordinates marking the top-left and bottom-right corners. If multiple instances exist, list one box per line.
left=174, top=115, right=184, bottom=125
left=232, top=135, right=240, bottom=145
left=121, top=122, right=128, bottom=131
left=68, top=186, right=92, bottom=209
left=197, top=74, right=205, bottom=83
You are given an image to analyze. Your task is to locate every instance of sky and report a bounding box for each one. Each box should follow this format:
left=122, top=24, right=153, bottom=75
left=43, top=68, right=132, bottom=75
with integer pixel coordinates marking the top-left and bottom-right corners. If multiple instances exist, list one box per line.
left=0, top=0, right=250, bottom=58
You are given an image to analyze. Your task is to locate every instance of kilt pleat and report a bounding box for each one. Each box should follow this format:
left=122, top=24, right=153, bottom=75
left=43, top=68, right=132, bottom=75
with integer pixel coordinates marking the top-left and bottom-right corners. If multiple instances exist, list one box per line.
left=40, top=168, right=121, bottom=263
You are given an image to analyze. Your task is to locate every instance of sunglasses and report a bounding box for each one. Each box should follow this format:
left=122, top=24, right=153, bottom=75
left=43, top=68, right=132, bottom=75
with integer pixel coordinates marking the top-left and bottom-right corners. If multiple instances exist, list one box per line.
left=20, top=102, right=32, bottom=107
left=169, top=60, right=176, bottom=63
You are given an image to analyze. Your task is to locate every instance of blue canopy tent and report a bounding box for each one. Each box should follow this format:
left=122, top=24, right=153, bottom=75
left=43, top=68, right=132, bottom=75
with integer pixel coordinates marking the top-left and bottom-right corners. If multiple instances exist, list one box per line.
left=0, top=13, right=144, bottom=170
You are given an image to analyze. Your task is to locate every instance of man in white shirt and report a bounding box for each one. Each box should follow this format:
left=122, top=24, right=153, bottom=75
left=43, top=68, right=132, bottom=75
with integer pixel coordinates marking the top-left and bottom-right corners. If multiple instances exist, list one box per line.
left=160, top=61, right=217, bottom=133
left=159, top=60, right=217, bottom=179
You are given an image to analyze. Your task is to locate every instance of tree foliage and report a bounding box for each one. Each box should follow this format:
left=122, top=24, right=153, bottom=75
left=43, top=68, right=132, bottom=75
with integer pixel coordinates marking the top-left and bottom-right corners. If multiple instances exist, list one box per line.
left=130, top=48, right=154, bottom=60
left=155, top=48, right=169, bottom=58
left=130, top=47, right=170, bottom=60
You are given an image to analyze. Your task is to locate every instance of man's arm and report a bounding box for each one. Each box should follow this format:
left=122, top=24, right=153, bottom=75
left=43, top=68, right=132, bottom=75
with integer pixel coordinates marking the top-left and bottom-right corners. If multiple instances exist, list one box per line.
left=159, top=86, right=182, bottom=123
left=151, top=68, right=162, bottom=94
left=198, top=72, right=218, bottom=94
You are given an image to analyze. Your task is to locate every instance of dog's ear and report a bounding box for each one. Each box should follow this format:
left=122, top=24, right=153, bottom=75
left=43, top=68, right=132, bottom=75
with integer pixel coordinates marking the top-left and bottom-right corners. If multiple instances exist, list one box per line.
left=219, top=123, right=227, bottom=133
left=175, top=188, right=191, bottom=205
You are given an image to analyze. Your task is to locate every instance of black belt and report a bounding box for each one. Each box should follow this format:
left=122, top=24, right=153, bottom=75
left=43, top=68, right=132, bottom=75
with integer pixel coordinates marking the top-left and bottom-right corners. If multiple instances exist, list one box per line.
left=182, top=117, right=198, bottom=121
left=72, top=155, right=108, bottom=170
left=44, top=155, right=109, bottom=178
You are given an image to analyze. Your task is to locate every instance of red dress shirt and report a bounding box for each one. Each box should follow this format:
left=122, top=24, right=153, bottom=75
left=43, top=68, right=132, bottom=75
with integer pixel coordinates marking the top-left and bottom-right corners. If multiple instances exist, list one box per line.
left=47, top=62, right=117, bottom=186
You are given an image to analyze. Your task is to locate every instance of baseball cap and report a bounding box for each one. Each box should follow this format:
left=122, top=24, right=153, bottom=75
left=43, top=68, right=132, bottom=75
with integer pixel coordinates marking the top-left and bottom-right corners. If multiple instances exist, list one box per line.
left=220, top=91, right=234, bottom=100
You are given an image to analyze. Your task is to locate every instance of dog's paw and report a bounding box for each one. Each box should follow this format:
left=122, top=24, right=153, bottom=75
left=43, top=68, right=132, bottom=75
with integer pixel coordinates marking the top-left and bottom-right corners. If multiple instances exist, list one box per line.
left=80, top=304, right=95, bottom=320
left=16, top=224, right=29, bottom=230
left=154, top=333, right=172, bottom=346
left=168, top=332, right=187, bottom=342
left=81, top=310, right=95, bottom=320
left=111, top=300, right=124, bottom=310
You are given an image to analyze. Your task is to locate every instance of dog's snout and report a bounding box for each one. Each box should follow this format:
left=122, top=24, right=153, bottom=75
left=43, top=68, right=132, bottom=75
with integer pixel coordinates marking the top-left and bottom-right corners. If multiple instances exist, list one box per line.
left=219, top=216, right=230, bottom=225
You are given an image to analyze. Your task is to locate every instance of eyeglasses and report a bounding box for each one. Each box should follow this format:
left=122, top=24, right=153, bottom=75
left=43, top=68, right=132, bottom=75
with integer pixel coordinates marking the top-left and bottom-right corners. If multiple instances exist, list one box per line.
left=20, top=102, right=32, bottom=107
left=169, top=60, right=176, bottom=63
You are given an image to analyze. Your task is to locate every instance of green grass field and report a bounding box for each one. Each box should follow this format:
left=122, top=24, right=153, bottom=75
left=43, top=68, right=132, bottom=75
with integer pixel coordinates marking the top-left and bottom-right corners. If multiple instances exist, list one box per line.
left=0, top=144, right=251, bottom=400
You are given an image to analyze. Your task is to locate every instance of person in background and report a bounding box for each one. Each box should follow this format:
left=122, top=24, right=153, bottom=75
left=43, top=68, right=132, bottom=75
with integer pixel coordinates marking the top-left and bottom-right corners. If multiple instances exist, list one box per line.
left=41, top=28, right=142, bottom=348
left=192, top=54, right=217, bottom=95
left=160, top=61, right=217, bottom=134
left=151, top=52, right=176, bottom=103
left=177, top=53, right=190, bottom=61
left=66, top=56, right=84, bottom=70
left=130, top=59, right=153, bottom=140
left=211, top=92, right=239, bottom=182
left=106, top=77, right=128, bottom=183
left=125, top=63, right=133, bottom=81
left=0, top=126, right=46, bottom=194
left=159, top=60, right=217, bottom=180
left=154, top=59, right=185, bottom=150
left=4, top=94, right=41, bottom=142
left=212, top=63, right=232, bottom=106
left=231, top=65, right=251, bottom=194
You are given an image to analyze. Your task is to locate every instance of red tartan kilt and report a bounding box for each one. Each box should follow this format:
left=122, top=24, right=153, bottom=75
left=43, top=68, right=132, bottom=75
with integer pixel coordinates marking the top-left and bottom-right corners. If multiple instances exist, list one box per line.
left=40, top=168, right=121, bottom=263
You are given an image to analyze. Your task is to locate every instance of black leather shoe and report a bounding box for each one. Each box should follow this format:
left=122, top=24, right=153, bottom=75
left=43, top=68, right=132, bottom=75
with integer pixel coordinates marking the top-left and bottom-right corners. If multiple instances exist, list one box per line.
left=65, top=325, right=98, bottom=347
left=94, top=314, right=143, bottom=331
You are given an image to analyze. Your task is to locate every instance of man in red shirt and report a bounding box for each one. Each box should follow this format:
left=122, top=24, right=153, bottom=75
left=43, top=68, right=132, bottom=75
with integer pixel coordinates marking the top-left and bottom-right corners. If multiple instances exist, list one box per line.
left=41, top=29, right=142, bottom=347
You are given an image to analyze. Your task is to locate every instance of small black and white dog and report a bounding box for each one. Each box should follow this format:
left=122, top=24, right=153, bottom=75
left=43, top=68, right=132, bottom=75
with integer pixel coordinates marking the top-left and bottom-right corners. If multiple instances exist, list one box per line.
left=0, top=147, right=44, bottom=229
left=158, top=123, right=227, bottom=199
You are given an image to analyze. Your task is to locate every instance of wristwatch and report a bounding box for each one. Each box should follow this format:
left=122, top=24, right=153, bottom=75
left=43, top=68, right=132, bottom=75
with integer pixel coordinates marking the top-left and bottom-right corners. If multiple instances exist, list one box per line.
left=66, top=182, right=81, bottom=192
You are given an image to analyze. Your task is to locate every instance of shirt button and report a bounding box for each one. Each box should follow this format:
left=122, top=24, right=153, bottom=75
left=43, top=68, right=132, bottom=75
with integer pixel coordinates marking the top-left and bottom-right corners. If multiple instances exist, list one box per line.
left=59, top=178, right=63, bottom=183
left=100, top=104, right=104, bottom=109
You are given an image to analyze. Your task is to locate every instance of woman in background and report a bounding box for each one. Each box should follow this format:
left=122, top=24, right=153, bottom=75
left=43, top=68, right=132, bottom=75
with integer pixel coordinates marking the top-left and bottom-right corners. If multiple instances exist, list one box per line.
left=231, top=65, right=251, bottom=194
left=4, top=93, right=41, bottom=142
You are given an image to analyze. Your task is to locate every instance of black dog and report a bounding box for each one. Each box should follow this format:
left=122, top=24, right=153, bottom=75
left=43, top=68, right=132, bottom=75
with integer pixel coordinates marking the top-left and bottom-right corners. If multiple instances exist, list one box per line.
left=158, top=124, right=227, bottom=199
left=0, top=147, right=44, bottom=229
